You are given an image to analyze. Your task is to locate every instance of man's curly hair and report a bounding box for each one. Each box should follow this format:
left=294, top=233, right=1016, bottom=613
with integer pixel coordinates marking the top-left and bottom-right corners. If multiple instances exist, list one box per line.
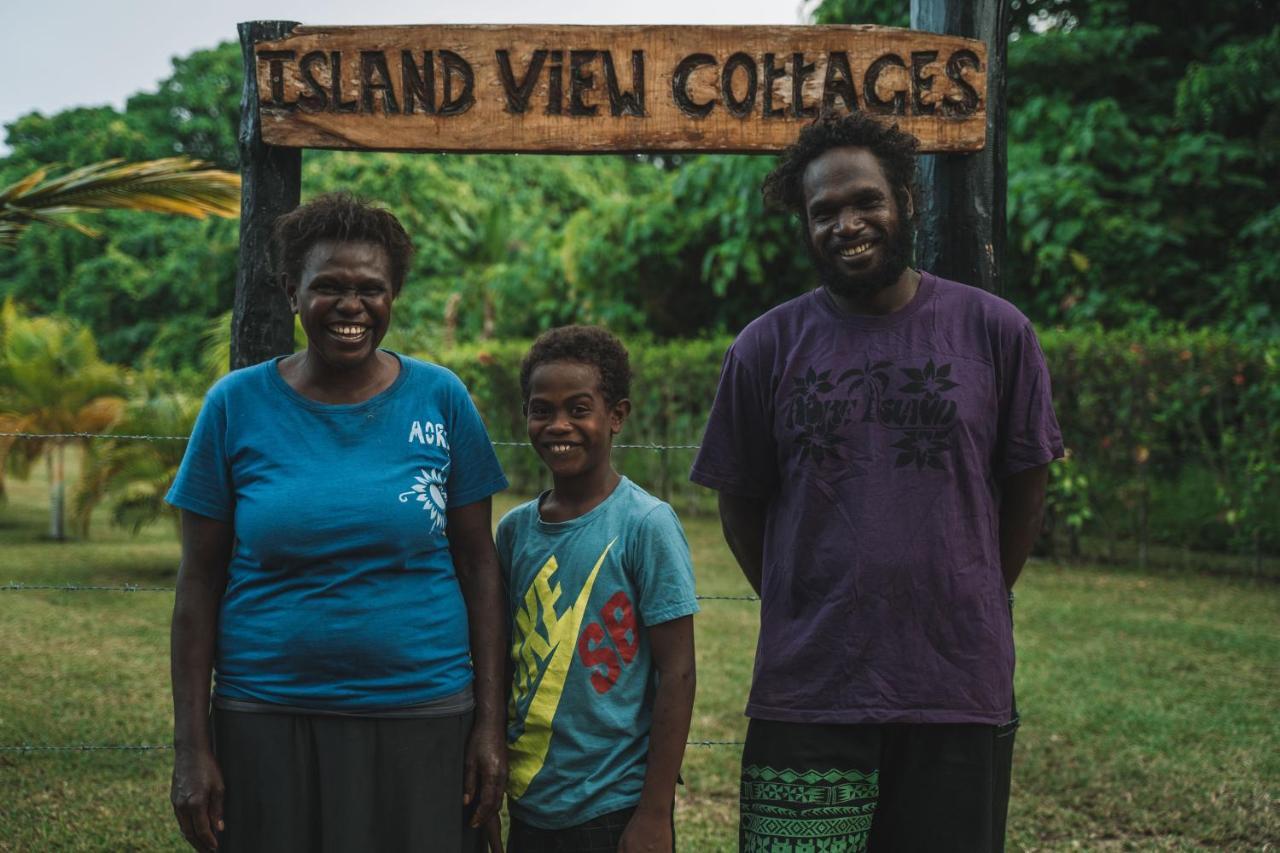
left=762, top=112, right=920, bottom=226
left=520, top=325, right=632, bottom=406
left=271, top=192, right=415, bottom=293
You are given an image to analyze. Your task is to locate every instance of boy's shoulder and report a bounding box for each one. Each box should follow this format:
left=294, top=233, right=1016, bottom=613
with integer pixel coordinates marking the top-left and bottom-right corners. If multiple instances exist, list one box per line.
left=610, top=479, right=688, bottom=546
left=613, top=477, right=672, bottom=522
left=497, top=495, right=542, bottom=537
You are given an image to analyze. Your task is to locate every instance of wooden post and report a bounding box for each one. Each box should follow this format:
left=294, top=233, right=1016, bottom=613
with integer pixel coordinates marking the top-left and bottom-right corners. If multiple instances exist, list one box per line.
left=233, top=21, right=302, bottom=369
left=910, top=0, right=1008, bottom=293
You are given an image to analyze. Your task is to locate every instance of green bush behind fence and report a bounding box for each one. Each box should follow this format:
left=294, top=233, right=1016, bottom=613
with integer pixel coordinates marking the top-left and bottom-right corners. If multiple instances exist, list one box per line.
left=425, top=325, right=1279, bottom=571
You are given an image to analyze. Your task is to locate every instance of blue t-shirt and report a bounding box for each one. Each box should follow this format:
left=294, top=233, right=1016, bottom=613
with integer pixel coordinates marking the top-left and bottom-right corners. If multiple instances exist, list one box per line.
left=497, top=477, right=699, bottom=829
left=165, top=353, right=508, bottom=711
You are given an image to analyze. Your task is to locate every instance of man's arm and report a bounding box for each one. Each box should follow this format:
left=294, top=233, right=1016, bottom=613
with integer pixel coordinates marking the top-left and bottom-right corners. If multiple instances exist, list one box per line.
left=447, top=497, right=508, bottom=829
left=999, top=464, right=1050, bottom=589
left=619, top=615, right=696, bottom=853
left=717, top=492, right=768, bottom=595
left=170, top=510, right=232, bottom=852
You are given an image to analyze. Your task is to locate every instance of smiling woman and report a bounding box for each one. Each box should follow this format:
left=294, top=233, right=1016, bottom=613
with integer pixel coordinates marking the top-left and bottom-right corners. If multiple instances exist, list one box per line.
left=164, top=193, right=509, bottom=853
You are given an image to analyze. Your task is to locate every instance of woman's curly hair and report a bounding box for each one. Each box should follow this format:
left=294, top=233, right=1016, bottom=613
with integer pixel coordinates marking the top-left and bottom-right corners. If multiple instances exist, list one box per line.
left=271, top=192, right=415, bottom=293
left=520, top=325, right=632, bottom=406
left=762, top=112, right=920, bottom=225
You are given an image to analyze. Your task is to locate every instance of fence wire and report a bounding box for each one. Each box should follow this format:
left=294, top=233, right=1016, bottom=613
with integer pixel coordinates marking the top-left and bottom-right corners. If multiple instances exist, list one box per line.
left=1, top=582, right=757, bottom=601
left=2, top=429, right=751, bottom=755
left=1, top=432, right=702, bottom=451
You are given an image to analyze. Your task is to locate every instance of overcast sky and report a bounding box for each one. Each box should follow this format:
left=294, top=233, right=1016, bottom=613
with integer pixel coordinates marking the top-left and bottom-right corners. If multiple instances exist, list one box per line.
left=1, top=0, right=810, bottom=145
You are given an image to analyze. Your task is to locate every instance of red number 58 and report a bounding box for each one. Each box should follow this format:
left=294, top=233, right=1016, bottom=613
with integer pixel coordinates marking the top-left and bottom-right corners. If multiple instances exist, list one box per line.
left=577, top=591, right=639, bottom=694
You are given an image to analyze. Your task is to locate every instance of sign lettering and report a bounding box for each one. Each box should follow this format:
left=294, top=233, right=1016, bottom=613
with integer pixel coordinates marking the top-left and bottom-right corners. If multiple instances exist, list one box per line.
left=254, top=25, right=987, bottom=153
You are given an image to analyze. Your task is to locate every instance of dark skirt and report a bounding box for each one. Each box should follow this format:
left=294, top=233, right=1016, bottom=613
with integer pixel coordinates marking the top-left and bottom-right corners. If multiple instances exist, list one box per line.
left=212, top=707, right=483, bottom=853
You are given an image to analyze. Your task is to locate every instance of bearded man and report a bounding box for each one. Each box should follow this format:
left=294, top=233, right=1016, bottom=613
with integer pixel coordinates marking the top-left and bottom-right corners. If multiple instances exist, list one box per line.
left=691, top=112, right=1063, bottom=852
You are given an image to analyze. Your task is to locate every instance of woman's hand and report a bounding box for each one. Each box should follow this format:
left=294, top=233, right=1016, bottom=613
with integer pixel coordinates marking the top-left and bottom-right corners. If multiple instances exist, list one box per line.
left=483, top=814, right=505, bottom=853
left=618, top=805, right=673, bottom=853
left=171, top=746, right=225, bottom=852
left=170, top=511, right=232, bottom=852
left=448, top=496, right=510, bottom=830
left=464, top=716, right=507, bottom=828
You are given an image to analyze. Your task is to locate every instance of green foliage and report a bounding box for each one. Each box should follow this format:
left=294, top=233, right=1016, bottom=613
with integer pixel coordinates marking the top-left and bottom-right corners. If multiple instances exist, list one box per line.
left=1001, top=7, right=1278, bottom=333
left=808, top=0, right=908, bottom=27
left=71, top=377, right=200, bottom=538
left=2, top=5, right=1274, bottom=370
left=124, top=44, right=244, bottom=169
left=0, top=156, right=240, bottom=248
left=562, top=155, right=810, bottom=338
left=423, top=329, right=1278, bottom=563
left=807, top=0, right=1280, bottom=334
left=0, top=301, right=127, bottom=538
left=1042, top=324, right=1280, bottom=564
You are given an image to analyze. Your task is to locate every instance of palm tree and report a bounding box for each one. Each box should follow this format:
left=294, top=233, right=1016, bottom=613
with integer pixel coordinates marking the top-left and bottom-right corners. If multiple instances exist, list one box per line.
left=0, top=157, right=239, bottom=248
left=71, top=382, right=200, bottom=539
left=0, top=157, right=237, bottom=536
left=0, top=302, right=127, bottom=539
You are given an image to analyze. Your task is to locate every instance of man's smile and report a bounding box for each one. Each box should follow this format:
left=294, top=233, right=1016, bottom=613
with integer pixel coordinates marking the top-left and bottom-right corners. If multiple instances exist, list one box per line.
left=837, top=240, right=875, bottom=260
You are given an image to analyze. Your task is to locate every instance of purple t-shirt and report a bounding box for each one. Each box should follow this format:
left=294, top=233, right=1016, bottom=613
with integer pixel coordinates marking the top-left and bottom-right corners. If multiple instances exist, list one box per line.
left=691, top=273, right=1063, bottom=725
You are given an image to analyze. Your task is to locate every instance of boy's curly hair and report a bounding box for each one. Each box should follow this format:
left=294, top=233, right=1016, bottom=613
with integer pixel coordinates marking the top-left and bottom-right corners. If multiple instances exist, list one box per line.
left=271, top=192, right=415, bottom=293
left=520, top=326, right=632, bottom=406
left=762, top=112, right=920, bottom=225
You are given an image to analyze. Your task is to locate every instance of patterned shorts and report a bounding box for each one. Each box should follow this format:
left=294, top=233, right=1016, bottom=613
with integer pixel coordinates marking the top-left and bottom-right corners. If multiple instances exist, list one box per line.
left=739, top=716, right=1016, bottom=853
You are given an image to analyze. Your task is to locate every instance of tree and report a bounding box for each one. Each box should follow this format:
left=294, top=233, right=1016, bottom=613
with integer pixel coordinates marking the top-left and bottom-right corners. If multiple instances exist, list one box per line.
left=0, top=157, right=239, bottom=249
left=71, top=381, right=200, bottom=539
left=0, top=302, right=126, bottom=539
left=811, top=0, right=1279, bottom=333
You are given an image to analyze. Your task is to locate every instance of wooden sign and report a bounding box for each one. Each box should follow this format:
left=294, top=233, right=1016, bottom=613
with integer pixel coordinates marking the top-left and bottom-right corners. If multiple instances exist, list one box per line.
left=253, top=25, right=987, bottom=154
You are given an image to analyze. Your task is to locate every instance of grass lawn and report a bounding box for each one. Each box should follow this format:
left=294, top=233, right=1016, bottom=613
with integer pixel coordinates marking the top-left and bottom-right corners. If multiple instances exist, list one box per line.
left=1, top=453, right=1277, bottom=851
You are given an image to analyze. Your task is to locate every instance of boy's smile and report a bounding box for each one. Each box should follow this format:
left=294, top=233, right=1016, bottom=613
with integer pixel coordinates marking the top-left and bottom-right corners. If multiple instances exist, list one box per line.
left=526, top=360, right=628, bottom=489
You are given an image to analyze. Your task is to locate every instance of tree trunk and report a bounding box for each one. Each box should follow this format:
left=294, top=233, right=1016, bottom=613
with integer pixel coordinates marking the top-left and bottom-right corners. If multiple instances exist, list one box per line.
left=233, top=21, right=303, bottom=370
left=1136, top=473, right=1149, bottom=571
left=443, top=293, right=462, bottom=349
left=48, top=442, right=66, bottom=541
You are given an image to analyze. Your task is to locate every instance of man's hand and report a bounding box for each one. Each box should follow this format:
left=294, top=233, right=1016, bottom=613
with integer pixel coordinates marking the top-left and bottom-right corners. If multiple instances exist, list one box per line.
left=463, top=717, right=507, bottom=828
left=171, top=746, right=224, bottom=852
left=618, top=805, right=672, bottom=853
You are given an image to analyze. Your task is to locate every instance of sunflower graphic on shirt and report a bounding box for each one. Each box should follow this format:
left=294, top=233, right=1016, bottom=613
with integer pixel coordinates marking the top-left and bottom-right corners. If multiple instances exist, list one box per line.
left=399, top=466, right=448, bottom=533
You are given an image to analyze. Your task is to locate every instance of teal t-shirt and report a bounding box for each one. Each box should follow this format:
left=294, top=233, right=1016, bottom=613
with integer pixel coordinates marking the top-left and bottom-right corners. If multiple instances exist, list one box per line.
left=165, top=353, right=508, bottom=710
left=497, top=477, right=699, bottom=828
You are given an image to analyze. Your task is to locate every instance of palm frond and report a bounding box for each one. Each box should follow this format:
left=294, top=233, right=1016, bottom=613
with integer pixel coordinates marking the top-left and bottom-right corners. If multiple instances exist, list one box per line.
left=0, top=157, right=240, bottom=248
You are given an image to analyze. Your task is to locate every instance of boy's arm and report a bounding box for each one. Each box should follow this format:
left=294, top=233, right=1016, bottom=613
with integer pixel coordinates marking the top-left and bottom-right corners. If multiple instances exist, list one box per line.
left=619, top=615, right=695, bottom=853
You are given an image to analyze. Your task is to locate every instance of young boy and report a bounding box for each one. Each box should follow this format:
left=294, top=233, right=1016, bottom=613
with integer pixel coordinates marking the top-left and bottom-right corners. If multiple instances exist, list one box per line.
left=497, top=325, right=699, bottom=853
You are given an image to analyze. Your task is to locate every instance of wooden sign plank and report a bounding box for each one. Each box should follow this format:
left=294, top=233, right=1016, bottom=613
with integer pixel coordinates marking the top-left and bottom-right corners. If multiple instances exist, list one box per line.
left=253, top=25, right=987, bottom=154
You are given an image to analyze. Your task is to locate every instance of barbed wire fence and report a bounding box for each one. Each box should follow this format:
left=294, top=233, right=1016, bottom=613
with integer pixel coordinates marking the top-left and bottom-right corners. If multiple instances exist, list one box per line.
left=1, top=430, right=754, bottom=754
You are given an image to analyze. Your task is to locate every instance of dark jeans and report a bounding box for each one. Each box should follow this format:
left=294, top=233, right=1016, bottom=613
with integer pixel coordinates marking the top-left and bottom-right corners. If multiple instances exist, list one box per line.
left=508, top=805, right=676, bottom=853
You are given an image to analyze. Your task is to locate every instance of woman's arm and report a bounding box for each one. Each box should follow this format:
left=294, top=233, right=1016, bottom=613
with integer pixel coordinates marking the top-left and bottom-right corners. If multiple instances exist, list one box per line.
left=170, top=510, right=232, bottom=852
left=447, top=496, right=508, bottom=829
left=620, top=615, right=696, bottom=853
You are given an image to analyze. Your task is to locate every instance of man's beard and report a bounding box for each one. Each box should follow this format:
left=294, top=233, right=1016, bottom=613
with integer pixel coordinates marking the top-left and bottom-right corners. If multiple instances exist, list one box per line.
left=811, top=223, right=914, bottom=301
